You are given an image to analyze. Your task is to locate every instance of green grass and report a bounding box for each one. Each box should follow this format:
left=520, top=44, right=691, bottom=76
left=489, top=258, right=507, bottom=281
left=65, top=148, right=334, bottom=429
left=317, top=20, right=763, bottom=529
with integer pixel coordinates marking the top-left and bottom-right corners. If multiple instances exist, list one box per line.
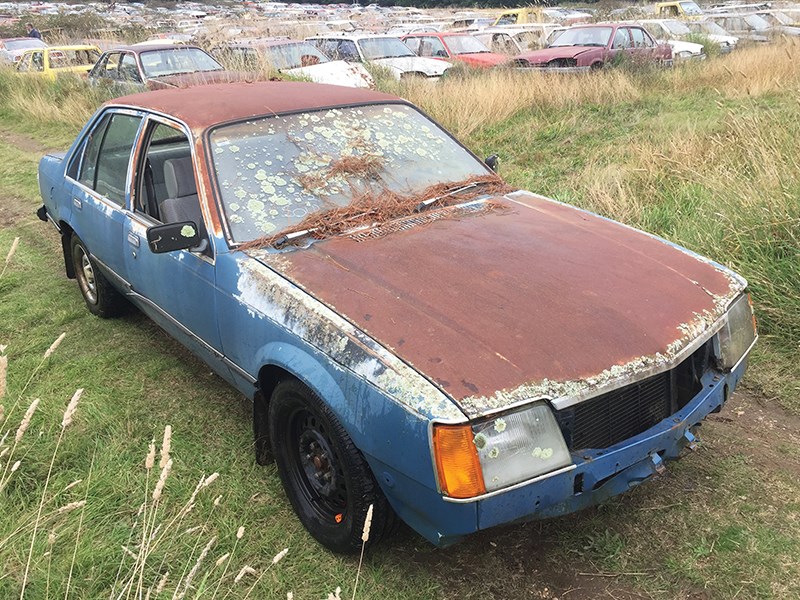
left=1, top=46, right=800, bottom=599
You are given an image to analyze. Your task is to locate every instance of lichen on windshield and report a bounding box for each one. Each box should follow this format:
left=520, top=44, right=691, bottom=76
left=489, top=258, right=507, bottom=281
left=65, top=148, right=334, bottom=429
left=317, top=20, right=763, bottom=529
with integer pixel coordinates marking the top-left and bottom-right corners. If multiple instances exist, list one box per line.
left=210, top=103, right=491, bottom=243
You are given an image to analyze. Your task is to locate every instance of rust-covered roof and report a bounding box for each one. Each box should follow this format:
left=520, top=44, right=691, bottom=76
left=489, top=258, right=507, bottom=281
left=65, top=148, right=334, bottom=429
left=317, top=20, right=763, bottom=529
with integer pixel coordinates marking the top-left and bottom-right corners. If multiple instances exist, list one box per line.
left=109, top=81, right=401, bottom=131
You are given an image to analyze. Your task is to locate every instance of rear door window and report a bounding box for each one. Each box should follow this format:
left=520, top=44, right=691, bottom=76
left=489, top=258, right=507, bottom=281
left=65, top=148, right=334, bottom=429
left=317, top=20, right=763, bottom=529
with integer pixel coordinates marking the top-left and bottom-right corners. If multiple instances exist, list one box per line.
left=78, top=112, right=143, bottom=206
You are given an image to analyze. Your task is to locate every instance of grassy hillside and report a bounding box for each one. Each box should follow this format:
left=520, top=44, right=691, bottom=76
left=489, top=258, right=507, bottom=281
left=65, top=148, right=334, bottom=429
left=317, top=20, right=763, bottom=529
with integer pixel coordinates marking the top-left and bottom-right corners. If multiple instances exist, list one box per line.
left=0, top=43, right=799, bottom=599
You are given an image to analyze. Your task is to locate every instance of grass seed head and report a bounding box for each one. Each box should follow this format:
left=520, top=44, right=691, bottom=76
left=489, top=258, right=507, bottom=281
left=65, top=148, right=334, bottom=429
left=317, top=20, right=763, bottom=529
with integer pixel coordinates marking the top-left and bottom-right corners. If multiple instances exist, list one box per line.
left=145, top=439, right=156, bottom=470
left=213, top=495, right=222, bottom=507
left=43, top=332, right=66, bottom=360
left=57, top=500, right=86, bottom=515
left=159, top=425, right=171, bottom=469
left=152, top=458, right=172, bottom=502
left=154, top=571, right=169, bottom=595
left=234, top=566, right=256, bottom=583
left=201, top=472, right=219, bottom=488
left=272, top=548, right=288, bottom=565
left=327, top=586, right=342, bottom=600
left=61, top=388, right=82, bottom=428
left=236, top=526, right=244, bottom=540
left=361, top=504, right=373, bottom=543
left=214, top=552, right=230, bottom=567
left=177, top=535, right=217, bottom=599
left=15, top=398, right=40, bottom=443
left=11, top=459, right=20, bottom=472
left=0, top=355, right=7, bottom=401
left=4, top=237, right=19, bottom=267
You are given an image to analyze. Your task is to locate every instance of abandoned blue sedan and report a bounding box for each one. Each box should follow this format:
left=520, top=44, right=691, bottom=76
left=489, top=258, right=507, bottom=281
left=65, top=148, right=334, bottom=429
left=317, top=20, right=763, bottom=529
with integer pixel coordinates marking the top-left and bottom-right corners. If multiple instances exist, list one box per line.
left=37, top=81, right=757, bottom=552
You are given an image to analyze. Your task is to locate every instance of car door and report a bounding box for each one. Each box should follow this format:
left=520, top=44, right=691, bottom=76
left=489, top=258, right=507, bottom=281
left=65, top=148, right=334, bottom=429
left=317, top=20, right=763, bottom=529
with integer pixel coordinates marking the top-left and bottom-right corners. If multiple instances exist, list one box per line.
left=630, top=26, right=658, bottom=61
left=122, top=114, right=225, bottom=366
left=119, top=51, right=145, bottom=88
left=609, top=27, right=632, bottom=62
left=89, top=51, right=121, bottom=84
left=66, top=108, right=144, bottom=284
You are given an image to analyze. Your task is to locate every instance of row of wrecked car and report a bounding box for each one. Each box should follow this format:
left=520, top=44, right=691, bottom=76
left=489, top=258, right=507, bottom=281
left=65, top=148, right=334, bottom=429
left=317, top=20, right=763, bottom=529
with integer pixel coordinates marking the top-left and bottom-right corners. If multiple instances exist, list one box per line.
left=1, top=21, right=737, bottom=88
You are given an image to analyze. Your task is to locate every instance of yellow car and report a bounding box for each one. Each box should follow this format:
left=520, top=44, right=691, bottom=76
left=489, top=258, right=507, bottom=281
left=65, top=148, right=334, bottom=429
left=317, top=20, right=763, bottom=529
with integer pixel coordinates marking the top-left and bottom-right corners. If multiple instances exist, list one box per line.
left=16, top=45, right=101, bottom=79
left=654, top=1, right=706, bottom=20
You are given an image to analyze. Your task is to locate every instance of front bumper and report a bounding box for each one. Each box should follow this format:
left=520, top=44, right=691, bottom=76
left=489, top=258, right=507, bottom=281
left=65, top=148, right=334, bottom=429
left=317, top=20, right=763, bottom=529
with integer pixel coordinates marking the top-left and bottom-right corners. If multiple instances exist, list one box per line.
left=385, top=360, right=747, bottom=547
left=516, top=65, right=591, bottom=74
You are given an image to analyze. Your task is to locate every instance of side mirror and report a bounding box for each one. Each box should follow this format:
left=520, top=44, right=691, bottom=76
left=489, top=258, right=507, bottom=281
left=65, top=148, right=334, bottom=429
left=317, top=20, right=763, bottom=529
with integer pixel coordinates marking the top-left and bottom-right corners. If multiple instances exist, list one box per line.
left=146, top=221, right=201, bottom=254
left=485, top=153, right=500, bottom=172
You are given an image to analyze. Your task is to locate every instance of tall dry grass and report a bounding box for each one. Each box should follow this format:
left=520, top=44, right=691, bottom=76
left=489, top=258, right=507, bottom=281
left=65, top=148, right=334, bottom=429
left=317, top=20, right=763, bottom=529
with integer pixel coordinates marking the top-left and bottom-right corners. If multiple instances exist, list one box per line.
left=388, top=40, right=800, bottom=142
left=391, top=67, right=642, bottom=139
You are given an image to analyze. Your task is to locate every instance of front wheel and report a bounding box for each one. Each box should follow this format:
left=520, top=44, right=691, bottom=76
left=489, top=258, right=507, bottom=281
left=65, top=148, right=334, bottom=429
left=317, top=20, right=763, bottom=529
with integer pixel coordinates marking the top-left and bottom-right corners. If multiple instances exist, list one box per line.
left=70, top=235, right=126, bottom=318
left=268, top=378, right=395, bottom=553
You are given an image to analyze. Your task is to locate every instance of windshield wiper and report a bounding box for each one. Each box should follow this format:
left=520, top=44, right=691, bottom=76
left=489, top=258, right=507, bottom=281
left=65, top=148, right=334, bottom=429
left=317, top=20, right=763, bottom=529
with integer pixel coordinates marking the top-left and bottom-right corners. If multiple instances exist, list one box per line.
left=271, top=228, right=318, bottom=249
left=413, top=181, right=480, bottom=213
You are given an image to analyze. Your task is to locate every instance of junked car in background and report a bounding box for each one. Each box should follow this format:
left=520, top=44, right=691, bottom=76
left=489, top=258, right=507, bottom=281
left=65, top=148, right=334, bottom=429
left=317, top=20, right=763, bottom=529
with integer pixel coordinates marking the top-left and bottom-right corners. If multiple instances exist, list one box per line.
left=655, top=1, right=706, bottom=19
left=213, top=39, right=374, bottom=88
left=88, top=44, right=235, bottom=90
left=15, top=45, right=101, bottom=79
left=0, top=36, right=47, bottom=63
left=307, top=34, right=451, bottom=80
left=473, top=25, right=563, bottom=55
left=639, top=18, right=738, bottom=52
left=628, top=21, right=706, bottom=60
left=401, top=32, right=509, bottom=68
left=707, top=13, right=772, bottom=41
left=37, top=81, right=756, bottom=553
left=686, top=19, right=742, bottom=48
left=494, top=7, right=590, bottom=26
left=515, top=23, right=673, bottom=71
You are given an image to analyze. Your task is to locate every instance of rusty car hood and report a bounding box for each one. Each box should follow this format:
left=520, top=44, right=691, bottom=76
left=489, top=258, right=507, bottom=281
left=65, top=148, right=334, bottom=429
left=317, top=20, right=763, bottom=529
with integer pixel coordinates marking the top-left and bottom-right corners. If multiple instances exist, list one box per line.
left=254, top=192, right=745, bottom=418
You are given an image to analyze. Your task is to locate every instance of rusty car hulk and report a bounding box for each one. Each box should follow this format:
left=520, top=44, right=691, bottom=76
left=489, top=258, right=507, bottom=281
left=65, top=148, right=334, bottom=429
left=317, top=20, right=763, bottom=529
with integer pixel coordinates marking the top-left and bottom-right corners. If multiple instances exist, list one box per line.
left=36, top=81, right=757, bottom=553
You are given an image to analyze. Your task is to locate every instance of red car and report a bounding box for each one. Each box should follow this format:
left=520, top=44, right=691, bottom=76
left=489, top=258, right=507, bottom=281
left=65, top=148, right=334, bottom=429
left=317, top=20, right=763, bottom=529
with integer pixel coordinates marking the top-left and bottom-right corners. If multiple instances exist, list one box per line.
left=401, top=32, right=509, bottom=68
left=515, top=23, right=672, bottom=71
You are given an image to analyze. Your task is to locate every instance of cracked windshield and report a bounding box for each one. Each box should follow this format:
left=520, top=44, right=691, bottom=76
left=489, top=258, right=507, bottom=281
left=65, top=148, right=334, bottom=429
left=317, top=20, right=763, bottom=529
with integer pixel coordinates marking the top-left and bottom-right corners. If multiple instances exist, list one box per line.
left=210, top=103, right=488, bottom=243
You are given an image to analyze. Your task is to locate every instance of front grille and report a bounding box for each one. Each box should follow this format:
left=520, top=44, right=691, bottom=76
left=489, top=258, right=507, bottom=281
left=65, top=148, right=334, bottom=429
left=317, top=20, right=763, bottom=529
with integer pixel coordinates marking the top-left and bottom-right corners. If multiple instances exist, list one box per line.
left=556, top=373, right=671, bottom=452
left=555, top=341, right=712, bottom=452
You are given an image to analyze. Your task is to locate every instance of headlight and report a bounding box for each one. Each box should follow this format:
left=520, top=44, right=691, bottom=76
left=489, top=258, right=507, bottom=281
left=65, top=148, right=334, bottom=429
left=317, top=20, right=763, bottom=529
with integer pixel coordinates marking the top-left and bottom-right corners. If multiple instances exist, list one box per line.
left=433, top=402, right=572, bottom=499
left=717, top=293, right=757, bottom=370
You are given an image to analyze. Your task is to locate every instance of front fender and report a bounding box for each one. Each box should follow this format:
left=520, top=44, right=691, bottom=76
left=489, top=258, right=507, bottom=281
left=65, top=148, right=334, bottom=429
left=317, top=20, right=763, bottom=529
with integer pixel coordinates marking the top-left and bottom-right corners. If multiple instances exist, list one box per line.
left=255, top=340, right=347, bottom=416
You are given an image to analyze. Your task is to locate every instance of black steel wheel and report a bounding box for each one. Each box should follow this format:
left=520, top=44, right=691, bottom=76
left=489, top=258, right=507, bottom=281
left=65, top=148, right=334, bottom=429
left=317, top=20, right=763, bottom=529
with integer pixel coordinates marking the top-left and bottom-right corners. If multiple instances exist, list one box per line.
left=268, top=378, right=396, bottom=553
left=70, top=235, right=126, bottom=318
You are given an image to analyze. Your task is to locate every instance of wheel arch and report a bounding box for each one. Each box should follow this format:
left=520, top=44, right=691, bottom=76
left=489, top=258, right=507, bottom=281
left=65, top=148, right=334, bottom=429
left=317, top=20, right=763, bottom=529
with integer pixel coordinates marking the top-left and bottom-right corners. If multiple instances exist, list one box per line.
left=252, top=342, right=349, bottom=463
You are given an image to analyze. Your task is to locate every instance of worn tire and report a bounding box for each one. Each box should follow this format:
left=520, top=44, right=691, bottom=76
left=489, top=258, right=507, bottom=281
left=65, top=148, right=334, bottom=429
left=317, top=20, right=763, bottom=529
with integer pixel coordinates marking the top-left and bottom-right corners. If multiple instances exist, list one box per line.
left=70, top=234, right=126, bottom=318
left=268, top=378, right=396, bottom=553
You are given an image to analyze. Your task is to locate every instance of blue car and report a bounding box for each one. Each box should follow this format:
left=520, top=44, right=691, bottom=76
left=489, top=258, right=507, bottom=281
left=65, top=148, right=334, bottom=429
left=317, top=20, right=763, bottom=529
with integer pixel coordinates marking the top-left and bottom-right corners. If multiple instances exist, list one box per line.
left=37, top=81, right=757, bottom=553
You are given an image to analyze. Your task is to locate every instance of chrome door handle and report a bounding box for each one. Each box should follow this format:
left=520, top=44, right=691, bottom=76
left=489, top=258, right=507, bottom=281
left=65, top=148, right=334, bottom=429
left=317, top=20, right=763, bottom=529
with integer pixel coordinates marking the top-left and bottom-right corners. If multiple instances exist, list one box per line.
left=72, top=197, right=82, bottom=210
left=127, top=232, right=140, bottom=248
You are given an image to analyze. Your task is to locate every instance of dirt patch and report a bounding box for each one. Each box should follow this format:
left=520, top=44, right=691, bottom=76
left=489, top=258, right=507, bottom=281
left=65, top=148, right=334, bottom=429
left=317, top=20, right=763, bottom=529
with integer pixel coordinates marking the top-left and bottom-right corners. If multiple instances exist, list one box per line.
left=0, top=128, right=58, bottom=155
left=705, top=387, right=800, bottom=479
left=0, top=192, right=39, bottom=228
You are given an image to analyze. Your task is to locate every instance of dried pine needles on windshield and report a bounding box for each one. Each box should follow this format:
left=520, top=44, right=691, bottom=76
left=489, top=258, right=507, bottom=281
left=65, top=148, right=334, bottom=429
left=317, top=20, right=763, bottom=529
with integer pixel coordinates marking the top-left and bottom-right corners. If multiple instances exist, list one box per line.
left=238, top=174, right=515, bottom=251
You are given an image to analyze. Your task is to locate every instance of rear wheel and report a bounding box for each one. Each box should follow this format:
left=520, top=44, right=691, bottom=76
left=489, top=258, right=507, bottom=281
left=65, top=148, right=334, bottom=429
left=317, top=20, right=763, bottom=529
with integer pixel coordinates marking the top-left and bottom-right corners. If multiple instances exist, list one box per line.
left=268, top=378, right=395, bottom=553
left=70, top=235, right=126, bottom=318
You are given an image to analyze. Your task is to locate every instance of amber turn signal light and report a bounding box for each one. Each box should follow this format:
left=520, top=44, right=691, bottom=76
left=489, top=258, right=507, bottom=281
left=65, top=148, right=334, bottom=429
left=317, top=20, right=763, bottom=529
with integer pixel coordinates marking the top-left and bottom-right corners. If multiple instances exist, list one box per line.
left=432, top=424, right=486, bottom=499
